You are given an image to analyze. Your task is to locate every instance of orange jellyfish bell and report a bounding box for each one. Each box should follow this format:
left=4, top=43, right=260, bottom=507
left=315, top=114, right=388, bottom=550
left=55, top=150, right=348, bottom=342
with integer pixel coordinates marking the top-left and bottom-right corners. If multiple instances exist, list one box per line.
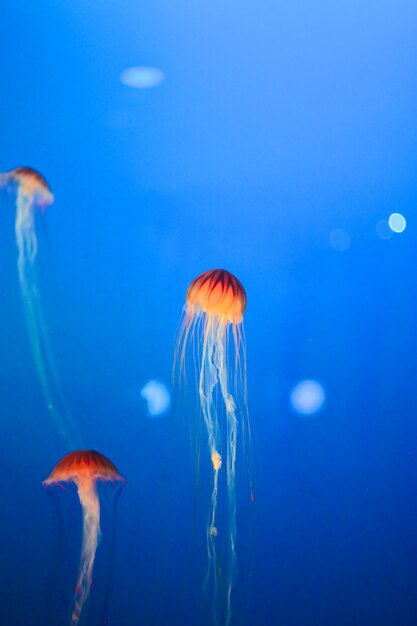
left=186, top=269, right=246, bottom=325
left=44, top=451, right=125, bottom=626
left=44, top=450, right=124, bottom=486
left=0, top=166, right=54, bottom=209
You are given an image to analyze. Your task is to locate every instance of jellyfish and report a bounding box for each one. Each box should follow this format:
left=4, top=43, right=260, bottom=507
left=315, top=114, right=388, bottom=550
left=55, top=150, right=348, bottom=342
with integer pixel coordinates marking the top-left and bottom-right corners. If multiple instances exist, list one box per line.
left=0, top=167, right=79, bottom=446
left=44, top=450, right=125, bottom=626
left=175, top=269, right=251, bottom=626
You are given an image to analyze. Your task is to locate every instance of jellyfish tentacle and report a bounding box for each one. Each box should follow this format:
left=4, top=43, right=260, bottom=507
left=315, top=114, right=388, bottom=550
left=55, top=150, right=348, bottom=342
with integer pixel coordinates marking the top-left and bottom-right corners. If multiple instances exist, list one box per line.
left=16, top=188, right=37, bottom=278
left=4, top=170, right=81, bottom=448
left=200, top=315, right=223, bottom=611
left=215, top=321, right=238, bottom=626
left=72, top=478, right=101, bottom=626
left=199, top=316, right=220, bottom=456
left=204, top=464, right=220, bottom=606
left=15, top=194, right=59, bottom=421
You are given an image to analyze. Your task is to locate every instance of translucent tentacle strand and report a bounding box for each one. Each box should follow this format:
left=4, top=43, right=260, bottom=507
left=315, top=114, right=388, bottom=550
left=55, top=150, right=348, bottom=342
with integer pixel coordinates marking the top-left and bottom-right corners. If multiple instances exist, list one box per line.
left=215, top=322, right=238, bottom=626
left=12, top=179, right=80, bottom=447
left=72, top=478, right=101, bottom=626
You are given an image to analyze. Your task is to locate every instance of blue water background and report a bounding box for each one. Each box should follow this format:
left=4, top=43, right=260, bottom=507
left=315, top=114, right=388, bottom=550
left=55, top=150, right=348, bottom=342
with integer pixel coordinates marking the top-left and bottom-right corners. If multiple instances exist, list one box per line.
left=1, top=1, right=417, bottom=625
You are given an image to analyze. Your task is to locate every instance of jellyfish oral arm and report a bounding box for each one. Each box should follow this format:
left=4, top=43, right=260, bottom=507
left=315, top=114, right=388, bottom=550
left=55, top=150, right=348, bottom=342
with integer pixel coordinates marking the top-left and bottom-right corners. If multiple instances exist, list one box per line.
left=71, top=477, right=101, bottom=626
left=12, top=183, right=79, bottom=447
left=199, top=318, right=220, bottom=457
left=215, top=320, right=238, bottom=626
left=15, top=188, right=37, bottom=276
left=199, top=317, right=239, bottom=626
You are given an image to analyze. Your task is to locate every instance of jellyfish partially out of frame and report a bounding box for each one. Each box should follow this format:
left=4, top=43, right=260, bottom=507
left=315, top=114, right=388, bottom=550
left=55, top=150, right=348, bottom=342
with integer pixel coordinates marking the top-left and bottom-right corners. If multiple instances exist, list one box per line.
left=176, top=269, right=251, bottom=626
left=44, top=450, right=125, bottom=626
left=0, top=167, right=79, bottom=446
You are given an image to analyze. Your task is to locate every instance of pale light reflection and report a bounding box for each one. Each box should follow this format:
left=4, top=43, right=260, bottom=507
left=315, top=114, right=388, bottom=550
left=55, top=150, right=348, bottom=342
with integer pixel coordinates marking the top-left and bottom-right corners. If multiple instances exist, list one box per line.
left=141, top=380, right=171, bottom=417
left=376, top=219, right=392, bottom=240
left=120, top=66, right=165, bottom=89
left=290, top=380, right=325, bottom=416
left=330, top=228, right=350, bottom=251
left=388, top=212, right=406, bottom=233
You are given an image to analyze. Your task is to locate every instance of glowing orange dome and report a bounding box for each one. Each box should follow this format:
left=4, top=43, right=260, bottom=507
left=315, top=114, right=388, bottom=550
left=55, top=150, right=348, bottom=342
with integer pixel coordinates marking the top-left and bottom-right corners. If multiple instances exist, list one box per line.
left=43, top=450, right=124, bottom=485
left=2, top=166, right=54, bottom=208
left=12, top=167, right=51, bottom=190
left=186, top=269, right=246, bottom=324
